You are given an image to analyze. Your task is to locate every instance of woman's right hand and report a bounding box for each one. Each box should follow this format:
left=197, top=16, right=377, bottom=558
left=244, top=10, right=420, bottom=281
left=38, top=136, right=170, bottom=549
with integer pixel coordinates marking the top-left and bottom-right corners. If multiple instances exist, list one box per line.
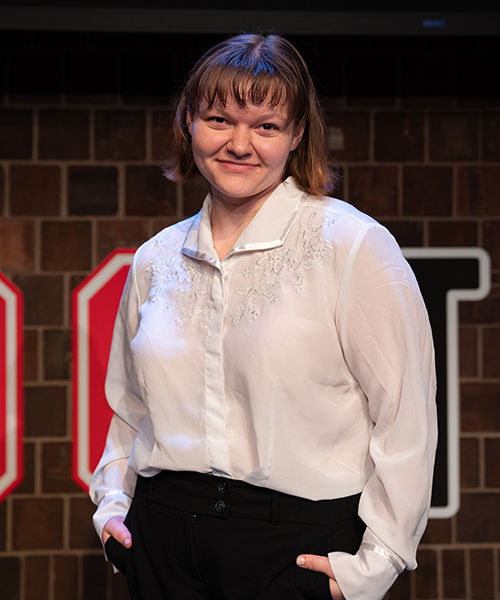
left=102, top=516, right=132, bottom=548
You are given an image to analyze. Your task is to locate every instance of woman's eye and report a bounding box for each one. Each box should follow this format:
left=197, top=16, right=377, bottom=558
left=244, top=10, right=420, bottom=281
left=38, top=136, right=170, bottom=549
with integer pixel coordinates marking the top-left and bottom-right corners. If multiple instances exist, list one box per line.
left=209, top=117, right=227, bottom=124
left=260, top=123, right=278, bottom=131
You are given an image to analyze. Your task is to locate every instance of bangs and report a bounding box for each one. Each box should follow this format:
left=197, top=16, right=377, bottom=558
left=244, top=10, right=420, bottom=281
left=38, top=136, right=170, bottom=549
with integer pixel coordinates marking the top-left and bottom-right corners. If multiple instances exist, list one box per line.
left=188, top=64, right=301, bottom=123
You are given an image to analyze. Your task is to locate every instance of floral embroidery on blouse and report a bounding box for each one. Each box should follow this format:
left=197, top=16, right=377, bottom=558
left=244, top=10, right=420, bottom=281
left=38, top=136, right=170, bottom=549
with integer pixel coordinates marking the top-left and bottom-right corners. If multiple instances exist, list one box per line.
left=231, top=211, right=335, bottom=323
left=145, top=228, right=212, bottom=327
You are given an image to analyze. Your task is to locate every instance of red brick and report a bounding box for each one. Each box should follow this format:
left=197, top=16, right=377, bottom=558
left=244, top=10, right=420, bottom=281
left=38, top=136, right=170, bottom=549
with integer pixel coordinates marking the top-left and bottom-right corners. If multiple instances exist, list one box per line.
left=403, top=167, right=453, bottom=216
left=54, top=556, right=79, bottom=600
left=83, top=554, right=108, bottom=600
left=151, top=108, right=174, bottom=162
left=95, top=110, right=146, bottom=160
left=483, top=327, right=500, bottom=378
left=442, top=550, right=466, bottom=598
left=380, top=220, right=424, bottom=247
left=0, top=165, right=4, bottom=213
left=0, top=109, right=32, bottom=159
left=471, top=548, right=494, bottom=599
left=12, top=497, right=63, bottom=550
left=43, top=329, right=72, bottom=380
left=457, top=493, right=500, bottom=542
left=428, top=220, right=478, bottom=248
left=125, top=166, right=176, bottom=216
left=23, top=329, right=38, bottom=382
left=483, top=221, right=500, bottom=271
left=460, top=291, right=500, bottom=325
left=375, top=112, right=424, bottom=161
left=42, top=442, right=81, bottom=493
left=68, top=166, right=118, bottom=216
left=25, top=556, right=50, bottom=600
left=461, top=437, right=480, bottom=488
left=12, top=275, right=64, bottom=326
left=0, top=557, right=20, bottom=600
left=39, top=109, right=89, bottom=159
left=10, top=165, right=60, bottom=216
left=348, top=166, right=398, bottom=217
left=0, top=220, right=35, bottom=271
left=485, top=438, right=500, bottom=488
left=420, top=518, right=452, bottom=543
left=183, top=176, right=211, bottom=217
left=70, top=496, right=102, bottom=550
left=461, top=382, right=500, bottom=432
left=482, top=111, right=500, bottom=161
left=457, top=167, right=500, bottom=216
left=24, top=386, right=67, bottom=437
left=96, top=220, right=149, bottom=262
left=13, top=442, right=34, bottom=494
left=429, top=112, right=479, bottom=161
left=386, top=568, right=411, bottom=599
left=41, top=221, right=91, bottom=271
left=152, top=217, right=182, bottom=236
left=324, top=111, right=370, bottom=162
left=415, top=549, right=438, bottom=598
left=459, top=327, right=478, bottom=378
left=0, top=501, right=5, bottom=550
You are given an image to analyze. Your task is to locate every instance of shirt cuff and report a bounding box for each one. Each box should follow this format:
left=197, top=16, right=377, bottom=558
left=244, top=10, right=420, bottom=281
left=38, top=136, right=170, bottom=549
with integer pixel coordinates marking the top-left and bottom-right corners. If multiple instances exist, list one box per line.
left=329, top=542, right=403, bottom=600
left=92, top=489, right=132, bottom=542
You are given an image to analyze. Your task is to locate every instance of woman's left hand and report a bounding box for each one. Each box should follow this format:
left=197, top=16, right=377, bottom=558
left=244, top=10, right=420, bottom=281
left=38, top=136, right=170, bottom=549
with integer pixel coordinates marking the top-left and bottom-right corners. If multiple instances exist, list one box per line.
left=296, top=554, right=346, bottom=600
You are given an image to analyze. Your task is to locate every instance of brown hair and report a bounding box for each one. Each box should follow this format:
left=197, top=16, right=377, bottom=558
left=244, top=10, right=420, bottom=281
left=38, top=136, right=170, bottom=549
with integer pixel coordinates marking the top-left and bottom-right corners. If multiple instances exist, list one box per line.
left=163, top=33, right=335, bottom=196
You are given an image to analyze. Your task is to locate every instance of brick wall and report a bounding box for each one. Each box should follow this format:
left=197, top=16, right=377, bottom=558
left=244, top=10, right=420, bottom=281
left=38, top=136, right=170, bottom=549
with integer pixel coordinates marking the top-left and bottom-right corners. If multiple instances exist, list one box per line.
left=0, top=31, right=499, bottom=600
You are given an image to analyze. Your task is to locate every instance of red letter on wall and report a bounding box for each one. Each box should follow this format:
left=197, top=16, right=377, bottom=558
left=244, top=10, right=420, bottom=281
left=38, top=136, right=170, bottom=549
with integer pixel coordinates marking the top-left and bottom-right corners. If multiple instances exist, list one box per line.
left=0, top=273, right=23, bottom=503
left=72, top=249, right=135, bottom=493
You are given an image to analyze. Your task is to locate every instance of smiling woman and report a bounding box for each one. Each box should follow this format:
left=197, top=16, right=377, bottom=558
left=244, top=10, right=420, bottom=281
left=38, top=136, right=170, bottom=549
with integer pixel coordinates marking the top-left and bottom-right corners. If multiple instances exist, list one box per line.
left=89, top=32, right=437, bottom=600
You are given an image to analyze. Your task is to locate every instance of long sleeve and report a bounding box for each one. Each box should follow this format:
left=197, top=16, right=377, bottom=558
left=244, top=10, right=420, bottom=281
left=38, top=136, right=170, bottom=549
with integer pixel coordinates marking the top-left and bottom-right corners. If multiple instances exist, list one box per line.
left=329, top=224, right=438, bottom=599
left=89, top=254, right=147, bottom=540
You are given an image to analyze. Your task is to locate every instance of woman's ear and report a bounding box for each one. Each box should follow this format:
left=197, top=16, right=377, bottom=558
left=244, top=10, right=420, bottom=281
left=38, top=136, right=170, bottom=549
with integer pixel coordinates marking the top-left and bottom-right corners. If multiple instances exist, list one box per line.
left=291, top=125, right=305, bottom=151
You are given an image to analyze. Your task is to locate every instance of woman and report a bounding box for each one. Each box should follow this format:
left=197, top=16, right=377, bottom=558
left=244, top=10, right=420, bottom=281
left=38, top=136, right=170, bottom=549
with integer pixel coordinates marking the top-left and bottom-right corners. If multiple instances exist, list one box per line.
left=90, top=33, right=437, bottom=600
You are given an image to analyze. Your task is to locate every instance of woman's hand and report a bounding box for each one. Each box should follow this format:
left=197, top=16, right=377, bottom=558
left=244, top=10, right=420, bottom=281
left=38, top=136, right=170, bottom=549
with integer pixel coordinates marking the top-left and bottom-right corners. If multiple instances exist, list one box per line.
left=296, top=554, right=345, bottom=600
left=102, top=516, right=132, bottom=549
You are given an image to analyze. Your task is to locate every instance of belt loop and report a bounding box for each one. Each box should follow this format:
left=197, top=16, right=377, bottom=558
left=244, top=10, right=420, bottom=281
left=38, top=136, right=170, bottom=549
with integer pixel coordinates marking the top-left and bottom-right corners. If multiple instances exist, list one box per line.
left=271, top=491, right=279, bottom=526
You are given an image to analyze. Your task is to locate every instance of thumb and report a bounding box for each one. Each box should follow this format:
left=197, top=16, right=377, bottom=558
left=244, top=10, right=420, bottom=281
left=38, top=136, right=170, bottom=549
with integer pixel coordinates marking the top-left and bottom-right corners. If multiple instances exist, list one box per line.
left=296, top=554, right=335, bottom=579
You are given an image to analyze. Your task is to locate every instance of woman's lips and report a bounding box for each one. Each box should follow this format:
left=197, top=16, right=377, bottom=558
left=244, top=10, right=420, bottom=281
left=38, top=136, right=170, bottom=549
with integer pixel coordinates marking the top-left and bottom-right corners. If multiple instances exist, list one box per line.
left=217, top=160, right=258, bottom=172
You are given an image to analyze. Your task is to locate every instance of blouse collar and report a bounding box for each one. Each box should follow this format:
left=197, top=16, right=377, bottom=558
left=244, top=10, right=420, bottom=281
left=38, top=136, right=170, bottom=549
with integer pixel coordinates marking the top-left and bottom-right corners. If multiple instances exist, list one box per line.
left=181, top=177, right=307, bottom=267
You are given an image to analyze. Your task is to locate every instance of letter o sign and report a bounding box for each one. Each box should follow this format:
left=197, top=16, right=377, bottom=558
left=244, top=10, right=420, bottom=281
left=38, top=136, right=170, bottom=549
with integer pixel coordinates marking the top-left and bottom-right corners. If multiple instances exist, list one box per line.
left=72, top=249, right=135, bottom=492
left=0, top=273, right=23, bottom=503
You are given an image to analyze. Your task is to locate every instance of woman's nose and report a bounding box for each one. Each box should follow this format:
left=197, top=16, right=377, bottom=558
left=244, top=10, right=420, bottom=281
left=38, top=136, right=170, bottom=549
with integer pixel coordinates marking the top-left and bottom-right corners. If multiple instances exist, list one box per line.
left=227, top=126, right=252, bottom=156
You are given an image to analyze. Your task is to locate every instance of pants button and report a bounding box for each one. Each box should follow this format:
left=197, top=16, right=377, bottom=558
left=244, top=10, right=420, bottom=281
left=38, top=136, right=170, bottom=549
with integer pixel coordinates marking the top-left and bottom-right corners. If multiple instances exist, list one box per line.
left=215, top=500, right=226, bottom=512
left=217, top=482, right=227, bottom=493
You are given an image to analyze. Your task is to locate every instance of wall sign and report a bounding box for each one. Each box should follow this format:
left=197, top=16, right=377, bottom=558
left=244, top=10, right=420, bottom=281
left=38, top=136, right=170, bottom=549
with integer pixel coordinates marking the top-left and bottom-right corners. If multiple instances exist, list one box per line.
left=0, top=272, right=23, bottom=504
left=72, top=247, right=491, bottom=518
left=72, top=249, right=135, bottom=492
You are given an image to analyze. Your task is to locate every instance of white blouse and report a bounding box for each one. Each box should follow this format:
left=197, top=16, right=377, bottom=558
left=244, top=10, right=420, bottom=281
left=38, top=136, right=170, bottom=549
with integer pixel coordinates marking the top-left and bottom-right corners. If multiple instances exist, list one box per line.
left=90, top=177, right=437, bottom=600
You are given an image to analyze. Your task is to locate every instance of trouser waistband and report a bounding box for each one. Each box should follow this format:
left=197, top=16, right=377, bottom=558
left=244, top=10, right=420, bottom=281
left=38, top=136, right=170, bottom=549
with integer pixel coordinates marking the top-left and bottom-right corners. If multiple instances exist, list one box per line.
left=134, top=470, right=361, bottom=526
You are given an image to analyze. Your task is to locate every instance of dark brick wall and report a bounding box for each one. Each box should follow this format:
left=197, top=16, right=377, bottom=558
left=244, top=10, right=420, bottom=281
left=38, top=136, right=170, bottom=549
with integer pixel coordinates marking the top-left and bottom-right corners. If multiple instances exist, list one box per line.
left=0, top=30, right=499, bottom=600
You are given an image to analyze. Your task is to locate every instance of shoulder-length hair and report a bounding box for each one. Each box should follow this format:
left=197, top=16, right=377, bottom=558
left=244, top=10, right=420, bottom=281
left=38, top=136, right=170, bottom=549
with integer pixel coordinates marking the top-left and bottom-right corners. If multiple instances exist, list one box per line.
left=163, top=33, right=336, bottom=196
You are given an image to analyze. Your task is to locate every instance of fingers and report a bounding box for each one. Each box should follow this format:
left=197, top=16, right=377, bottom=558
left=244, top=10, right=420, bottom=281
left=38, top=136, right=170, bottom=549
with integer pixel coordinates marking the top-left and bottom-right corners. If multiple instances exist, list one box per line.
left=296, top=554, right=334, bottom=579
left=296, top=554, right=345, bottom=600
left=102, top=516, right=132, bottom=548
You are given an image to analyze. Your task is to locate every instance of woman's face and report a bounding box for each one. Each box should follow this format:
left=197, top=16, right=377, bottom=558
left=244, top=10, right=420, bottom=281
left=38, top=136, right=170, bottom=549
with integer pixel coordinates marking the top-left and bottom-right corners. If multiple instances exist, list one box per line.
left=187, top=97, right=303, bottom=209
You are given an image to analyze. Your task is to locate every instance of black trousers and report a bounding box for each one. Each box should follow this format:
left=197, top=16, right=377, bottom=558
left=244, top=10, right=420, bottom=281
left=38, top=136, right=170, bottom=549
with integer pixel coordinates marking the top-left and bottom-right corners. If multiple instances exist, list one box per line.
left=105, top=471, right=365, bottom=600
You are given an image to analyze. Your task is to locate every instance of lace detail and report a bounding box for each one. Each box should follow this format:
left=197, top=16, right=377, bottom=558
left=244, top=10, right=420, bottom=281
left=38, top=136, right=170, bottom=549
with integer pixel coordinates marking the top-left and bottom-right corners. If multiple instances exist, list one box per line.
left=231, top=212, right=335, bottom=323
left=164, top=259, right=212, bottom=327
left=146, top=229, right=212, bottom=327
